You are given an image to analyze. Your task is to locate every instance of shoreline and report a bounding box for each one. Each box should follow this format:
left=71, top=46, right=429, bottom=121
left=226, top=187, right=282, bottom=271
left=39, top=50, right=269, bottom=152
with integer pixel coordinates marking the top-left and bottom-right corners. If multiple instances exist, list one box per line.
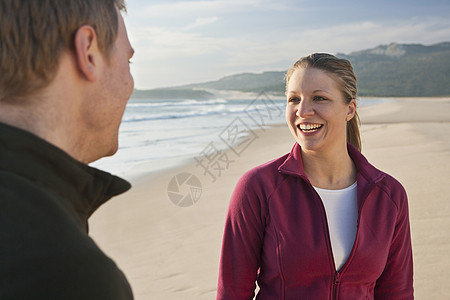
left=116, top=97, right=401, bottom=182
left=90, top=97, right=450, bottom=299
left=93, top=96, right=395, bottom=181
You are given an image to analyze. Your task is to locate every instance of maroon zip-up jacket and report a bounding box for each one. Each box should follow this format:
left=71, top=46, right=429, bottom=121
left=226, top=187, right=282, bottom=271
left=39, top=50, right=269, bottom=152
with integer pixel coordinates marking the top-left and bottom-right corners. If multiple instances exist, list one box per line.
left=217, top=143, right=413, bottom=299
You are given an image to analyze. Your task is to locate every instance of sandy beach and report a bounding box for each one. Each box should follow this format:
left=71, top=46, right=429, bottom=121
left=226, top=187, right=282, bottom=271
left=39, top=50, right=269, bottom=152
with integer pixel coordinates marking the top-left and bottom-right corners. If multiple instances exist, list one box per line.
left=90, top=97, right=450, bottom=299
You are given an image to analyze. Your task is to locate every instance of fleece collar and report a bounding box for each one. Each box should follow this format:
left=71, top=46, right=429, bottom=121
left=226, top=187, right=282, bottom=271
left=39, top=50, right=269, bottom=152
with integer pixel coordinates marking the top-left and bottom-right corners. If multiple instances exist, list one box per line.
left=278, top=143, right=385, bottom=184
left=0, top=122, right=131, bottom=230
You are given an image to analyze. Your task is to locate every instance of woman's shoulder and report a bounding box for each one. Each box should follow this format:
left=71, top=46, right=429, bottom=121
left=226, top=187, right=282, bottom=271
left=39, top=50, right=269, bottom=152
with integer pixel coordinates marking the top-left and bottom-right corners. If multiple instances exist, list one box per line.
left=351, top=146, right=408, bottom=207
left=230, top=153, right=291, bottom=212
left=242, top=152, right=290, bottom=181
left=234, top=152, right=291, bottom=195
left=378, top=172, right=408, bottom=201
left=352, top=146, right=407, bottom=197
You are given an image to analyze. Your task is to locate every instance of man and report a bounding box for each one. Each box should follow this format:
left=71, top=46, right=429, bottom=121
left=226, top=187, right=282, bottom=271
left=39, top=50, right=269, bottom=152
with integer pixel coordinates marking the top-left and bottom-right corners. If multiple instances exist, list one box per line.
left=0, top=0, right=135, bottom=298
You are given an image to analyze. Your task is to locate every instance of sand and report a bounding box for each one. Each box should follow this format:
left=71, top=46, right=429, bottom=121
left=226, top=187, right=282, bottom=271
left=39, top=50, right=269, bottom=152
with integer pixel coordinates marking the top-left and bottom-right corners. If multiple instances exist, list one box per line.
left=89, top=97, right=450, bottom=299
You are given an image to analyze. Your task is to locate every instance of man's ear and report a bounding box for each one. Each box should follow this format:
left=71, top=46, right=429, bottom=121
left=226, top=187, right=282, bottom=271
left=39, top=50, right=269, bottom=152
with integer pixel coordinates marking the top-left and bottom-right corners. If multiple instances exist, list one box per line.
left=346, top=99, right=357, bottom=121
left=73, top=25, right=101, bottom=82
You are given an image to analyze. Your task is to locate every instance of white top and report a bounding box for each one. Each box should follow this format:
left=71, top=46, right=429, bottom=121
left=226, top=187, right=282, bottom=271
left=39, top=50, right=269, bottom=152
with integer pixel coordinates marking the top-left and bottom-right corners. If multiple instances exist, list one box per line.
left=314, top=182, right=358, bottom=271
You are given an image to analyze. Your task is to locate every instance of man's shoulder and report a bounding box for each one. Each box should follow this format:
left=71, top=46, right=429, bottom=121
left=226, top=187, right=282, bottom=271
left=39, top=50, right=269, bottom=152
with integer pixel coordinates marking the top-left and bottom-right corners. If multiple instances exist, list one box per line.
left=0, top=173, right=133, bottom=299
left=0, top=234, right=133, bottom=299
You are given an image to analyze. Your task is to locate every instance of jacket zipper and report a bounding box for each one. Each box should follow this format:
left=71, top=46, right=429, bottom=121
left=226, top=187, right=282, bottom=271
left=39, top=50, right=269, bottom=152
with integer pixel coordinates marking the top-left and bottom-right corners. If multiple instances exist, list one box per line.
left=311, top=181, right=380, bottom=300
left=312, top=186, right=342, bottom=300
left=332, top=271, right=341, bottom=300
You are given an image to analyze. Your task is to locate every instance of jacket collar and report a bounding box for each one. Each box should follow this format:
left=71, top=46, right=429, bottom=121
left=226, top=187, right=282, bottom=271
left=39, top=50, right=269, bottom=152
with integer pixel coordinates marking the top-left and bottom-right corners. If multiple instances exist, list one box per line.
left=278, top=143, right=385, bottom=184
left=0, top=122, right=131, bottom=230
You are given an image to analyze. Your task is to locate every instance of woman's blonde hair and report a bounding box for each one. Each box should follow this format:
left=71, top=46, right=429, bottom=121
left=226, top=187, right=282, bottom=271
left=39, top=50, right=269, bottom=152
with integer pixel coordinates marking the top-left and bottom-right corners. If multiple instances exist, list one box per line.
left=286, top=53, right=361, bottom=151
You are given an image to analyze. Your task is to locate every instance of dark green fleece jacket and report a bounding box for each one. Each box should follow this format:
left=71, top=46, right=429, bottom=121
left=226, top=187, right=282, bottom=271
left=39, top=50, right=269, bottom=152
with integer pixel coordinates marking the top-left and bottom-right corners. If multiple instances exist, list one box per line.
left=0, top=122, right=133, bottom=299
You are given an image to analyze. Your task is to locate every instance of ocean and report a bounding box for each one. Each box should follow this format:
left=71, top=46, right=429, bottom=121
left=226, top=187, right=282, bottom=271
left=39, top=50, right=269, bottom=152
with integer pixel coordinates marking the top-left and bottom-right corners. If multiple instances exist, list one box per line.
left=90, top=94, right=391, bottom=179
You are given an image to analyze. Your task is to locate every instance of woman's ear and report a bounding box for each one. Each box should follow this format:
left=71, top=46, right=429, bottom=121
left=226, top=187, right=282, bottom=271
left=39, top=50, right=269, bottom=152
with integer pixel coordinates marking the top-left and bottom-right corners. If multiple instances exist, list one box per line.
left=346, top=99, right=357, bottom=121
left=73, top=25, right=101, bottom=82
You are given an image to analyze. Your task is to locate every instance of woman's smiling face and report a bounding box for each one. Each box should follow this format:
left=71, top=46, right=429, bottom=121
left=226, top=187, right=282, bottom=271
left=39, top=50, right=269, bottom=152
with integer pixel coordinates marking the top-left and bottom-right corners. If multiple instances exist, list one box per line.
left=286, top=67, right=356, bottom=155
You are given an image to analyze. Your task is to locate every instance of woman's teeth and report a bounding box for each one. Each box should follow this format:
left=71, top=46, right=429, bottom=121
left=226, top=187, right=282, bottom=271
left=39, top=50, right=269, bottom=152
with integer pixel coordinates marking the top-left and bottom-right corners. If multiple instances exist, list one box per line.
left=298, top=124, right=323, bottom=132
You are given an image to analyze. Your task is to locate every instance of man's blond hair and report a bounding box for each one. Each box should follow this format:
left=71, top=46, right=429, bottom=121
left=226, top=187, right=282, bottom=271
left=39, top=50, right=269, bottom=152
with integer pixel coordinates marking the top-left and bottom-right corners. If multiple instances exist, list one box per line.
left=0, top=0, right=126, bottom=102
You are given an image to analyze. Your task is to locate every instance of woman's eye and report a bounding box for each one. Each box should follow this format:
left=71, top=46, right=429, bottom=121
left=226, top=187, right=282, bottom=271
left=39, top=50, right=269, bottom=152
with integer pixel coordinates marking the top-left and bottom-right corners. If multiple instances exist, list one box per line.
left=314, top=96, right=327, bottom=101
left=288, top=97, right=300, bottom=103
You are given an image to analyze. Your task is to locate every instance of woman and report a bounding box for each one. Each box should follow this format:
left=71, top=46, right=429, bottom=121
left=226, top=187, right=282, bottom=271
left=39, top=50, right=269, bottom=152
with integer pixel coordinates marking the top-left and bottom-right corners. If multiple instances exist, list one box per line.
left=217, top=53, right=413, bottom=299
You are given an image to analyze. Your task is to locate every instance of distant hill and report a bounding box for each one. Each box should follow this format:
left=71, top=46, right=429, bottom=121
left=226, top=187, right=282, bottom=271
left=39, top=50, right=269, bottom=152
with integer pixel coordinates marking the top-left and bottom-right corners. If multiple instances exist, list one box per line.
left=338, top=42, right=450, bottom=96
left=132, top=41, right=450, bottom=98
left=179, top=71, right=286, bottom=94
left=131, top=88, right=215, bottom=100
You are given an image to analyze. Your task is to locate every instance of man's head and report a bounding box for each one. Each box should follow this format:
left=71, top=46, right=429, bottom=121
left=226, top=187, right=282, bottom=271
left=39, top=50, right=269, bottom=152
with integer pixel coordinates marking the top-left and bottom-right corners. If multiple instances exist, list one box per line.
left=0, top=0, right=126, bottom=102
left=75, top=6, right=135, bottom=162
left=0, top=0, right=135, bottom=164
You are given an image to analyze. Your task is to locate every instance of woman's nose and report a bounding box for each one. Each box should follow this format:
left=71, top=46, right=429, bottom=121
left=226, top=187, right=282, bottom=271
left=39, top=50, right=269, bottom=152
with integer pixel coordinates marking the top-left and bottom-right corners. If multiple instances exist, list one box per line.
left=298, top=99, right=314, bottom=117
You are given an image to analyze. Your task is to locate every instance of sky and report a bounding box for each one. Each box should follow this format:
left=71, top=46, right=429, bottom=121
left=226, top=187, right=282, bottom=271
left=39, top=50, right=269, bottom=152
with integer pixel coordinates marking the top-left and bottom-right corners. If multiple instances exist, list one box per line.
left=124, top=0, right=450, bottom=89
